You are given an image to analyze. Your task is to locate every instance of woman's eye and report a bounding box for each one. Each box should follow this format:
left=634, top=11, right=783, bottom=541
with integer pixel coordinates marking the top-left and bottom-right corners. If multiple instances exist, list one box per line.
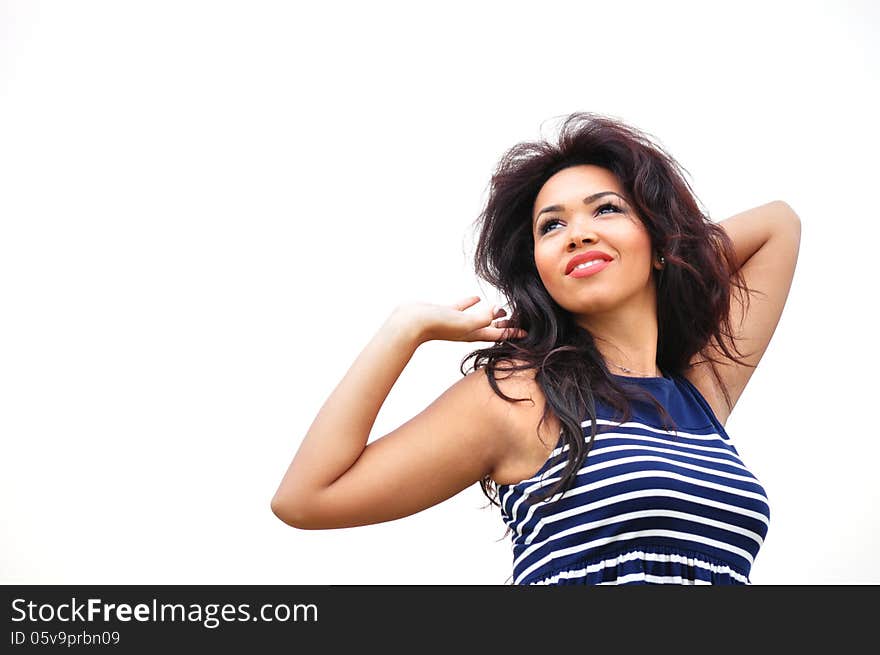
left=539, top=219, right=562, bottom=234
left=596, top=202, right=623, bottom=215
left=538, top=203, right=622, bottom=235
left=596, top=202, right=621, bottom=214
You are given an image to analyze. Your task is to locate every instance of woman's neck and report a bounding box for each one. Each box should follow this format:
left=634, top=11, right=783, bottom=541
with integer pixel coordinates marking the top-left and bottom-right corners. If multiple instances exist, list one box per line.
left=577, top=304, right=660, bottom=376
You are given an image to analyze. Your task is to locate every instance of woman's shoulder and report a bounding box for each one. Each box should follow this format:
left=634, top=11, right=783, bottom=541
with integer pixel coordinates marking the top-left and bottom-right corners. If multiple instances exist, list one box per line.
left=482, top=358, right=547, bottom=405
left=476, top=359, right=564, bottom=488
left=467, top=359, right=541, bottom=417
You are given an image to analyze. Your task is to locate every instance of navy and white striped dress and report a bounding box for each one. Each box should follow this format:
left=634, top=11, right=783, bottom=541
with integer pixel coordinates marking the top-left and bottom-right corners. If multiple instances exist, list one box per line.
left=497, top=370, right=770, bottom=585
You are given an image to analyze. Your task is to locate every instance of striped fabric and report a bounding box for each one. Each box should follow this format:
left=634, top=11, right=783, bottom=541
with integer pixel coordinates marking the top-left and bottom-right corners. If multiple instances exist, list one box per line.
left=497, top=371, right=770, bottom=585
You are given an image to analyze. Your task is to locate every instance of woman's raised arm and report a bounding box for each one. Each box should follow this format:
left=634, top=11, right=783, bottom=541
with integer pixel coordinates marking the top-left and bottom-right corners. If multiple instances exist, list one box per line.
left=270, top=298, right=526, bottom=529
left=686, top=200, right=801, bottom=423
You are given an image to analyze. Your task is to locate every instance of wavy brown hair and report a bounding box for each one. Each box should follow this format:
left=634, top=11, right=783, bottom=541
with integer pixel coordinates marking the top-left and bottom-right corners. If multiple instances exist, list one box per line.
left=460, top=111, right=754, bottom=522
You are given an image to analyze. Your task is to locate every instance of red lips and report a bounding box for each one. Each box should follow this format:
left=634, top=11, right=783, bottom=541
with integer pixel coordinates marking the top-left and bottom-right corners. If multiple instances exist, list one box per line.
left=565, top=250, right=614, bottom=275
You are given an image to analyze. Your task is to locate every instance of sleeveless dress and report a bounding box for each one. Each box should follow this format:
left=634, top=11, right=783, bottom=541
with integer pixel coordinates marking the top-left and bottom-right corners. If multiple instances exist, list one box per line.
left=497, top=370, right=770, bottom=585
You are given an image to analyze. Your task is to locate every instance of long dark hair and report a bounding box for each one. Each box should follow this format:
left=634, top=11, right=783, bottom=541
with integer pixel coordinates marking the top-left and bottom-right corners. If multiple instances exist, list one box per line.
left=461, top=111, right=754, bottom=518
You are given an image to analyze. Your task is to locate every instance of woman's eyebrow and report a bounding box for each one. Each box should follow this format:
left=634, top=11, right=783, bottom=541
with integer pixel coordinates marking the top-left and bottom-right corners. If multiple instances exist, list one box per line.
left=534, top=191, right=627, bottom=226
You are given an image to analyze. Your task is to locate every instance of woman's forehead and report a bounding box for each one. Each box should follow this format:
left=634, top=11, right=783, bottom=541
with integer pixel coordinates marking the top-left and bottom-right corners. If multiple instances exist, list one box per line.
left=534, top=165, right=623, bottom=211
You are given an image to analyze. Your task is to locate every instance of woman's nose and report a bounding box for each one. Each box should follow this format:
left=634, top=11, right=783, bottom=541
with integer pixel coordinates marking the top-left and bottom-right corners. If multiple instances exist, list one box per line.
left=567, top=216, right=599, bottom=247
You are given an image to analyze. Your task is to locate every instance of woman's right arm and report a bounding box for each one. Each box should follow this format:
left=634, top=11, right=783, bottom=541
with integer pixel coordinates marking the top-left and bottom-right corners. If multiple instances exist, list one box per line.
left=270, top=297, right=526, bottom=530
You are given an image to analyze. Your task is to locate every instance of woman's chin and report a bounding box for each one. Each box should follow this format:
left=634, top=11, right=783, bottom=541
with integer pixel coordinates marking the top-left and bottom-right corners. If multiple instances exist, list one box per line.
left=567, top=302, right=614, bottom=318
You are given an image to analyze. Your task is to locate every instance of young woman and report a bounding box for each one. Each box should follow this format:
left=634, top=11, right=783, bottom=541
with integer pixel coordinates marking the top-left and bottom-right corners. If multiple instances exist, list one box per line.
left=270, top=112, right=801, bottom=585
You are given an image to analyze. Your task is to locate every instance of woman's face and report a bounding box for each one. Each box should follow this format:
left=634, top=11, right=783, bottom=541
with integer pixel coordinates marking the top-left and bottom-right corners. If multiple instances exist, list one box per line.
left=531, top=164, right=661, bottom=318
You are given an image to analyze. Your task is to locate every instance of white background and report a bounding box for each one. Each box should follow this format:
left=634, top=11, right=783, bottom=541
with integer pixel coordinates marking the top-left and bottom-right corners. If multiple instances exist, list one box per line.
left=2, top=0, right=877, bottom=584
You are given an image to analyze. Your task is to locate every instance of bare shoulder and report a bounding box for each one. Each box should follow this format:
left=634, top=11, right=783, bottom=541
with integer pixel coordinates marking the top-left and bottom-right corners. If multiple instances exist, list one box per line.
left=484, top=359, right=562, bottom=487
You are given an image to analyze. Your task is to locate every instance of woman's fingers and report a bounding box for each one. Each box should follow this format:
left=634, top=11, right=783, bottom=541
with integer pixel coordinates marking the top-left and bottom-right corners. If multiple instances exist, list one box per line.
left=471, top=325, right=528, bottom=342
left=502, top=327, right=528, bottom=339
left=450, top=295, right=509, bottom=320
left=485, top=314, right=526, bottom=340
left=452, top=295, right=482, bottom=311
left=424, top=296, right=524, bottom=342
